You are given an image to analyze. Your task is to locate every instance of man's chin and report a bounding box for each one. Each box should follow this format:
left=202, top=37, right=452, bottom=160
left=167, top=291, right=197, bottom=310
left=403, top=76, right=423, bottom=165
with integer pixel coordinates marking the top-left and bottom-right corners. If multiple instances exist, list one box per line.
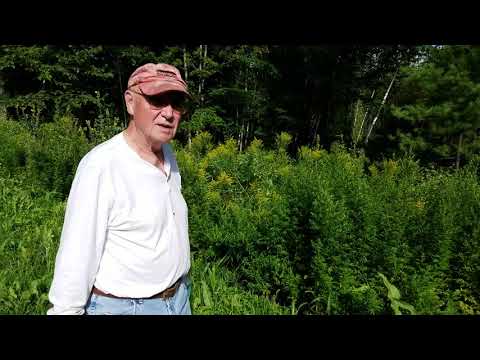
left=150, top=132, right=174, bottom=146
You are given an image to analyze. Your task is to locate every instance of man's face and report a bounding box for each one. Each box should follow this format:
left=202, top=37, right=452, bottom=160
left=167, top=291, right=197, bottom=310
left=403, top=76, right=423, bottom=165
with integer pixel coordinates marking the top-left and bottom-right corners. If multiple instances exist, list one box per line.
left=125, top=89, right=186, bottom=145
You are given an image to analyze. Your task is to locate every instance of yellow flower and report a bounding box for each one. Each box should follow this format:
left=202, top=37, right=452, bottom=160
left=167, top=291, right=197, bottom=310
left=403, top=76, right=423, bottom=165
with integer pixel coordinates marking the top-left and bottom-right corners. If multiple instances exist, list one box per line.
left=415, top=200, right=425, bottom=209
left=205, top=190, right=221, bottom=203
left=277, top=165, right=291, bottom=177
left=299, top=146, right=326, bottom=161
left=216, top=171, right=234, bottom=186
left=384, top=159, right=398, bottom=176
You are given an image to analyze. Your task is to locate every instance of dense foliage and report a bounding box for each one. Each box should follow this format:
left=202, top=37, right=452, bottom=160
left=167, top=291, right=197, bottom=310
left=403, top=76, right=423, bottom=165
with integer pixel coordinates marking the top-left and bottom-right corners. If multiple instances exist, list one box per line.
left=1, top=116, right=478, bottom=314
left=1, top=44, right=478, bottom=315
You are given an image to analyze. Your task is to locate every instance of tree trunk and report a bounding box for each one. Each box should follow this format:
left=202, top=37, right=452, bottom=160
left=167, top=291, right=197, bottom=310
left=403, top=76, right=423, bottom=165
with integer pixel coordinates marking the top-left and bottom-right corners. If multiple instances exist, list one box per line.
left=183, top=45, right=192, bottom=150
left=243, top=67, right=249, bottom=151
left=352, top=100, right=360, bottom=148
left=352, top=100, right=359, bottom=133
left=456, top=133, right=463, bottom=170
left=0, top=73, right=5, bottom=119
left=201, top=45, right=207, bottom=105
left=198, top=45, right=203, bottom=103
left=116, top=62, right=127, bottom=128
left=310, top=112, right=321, bottom=147
left=365, top=69, right=398, bottom=145
left=238, top=119, right=244, bottom=152
left=356, top=89, right=375, bottom=145
left=237, top=106, right=243, bottom=151
left=244, top=119, right=250, bottom=150
left=183, top=45, right=189, bottom=83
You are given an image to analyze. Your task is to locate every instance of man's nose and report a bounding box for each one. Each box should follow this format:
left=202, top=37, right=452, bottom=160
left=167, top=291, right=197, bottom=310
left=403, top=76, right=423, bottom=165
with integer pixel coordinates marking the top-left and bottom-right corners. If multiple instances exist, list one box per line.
left=161, top=104, right=174, bottom=120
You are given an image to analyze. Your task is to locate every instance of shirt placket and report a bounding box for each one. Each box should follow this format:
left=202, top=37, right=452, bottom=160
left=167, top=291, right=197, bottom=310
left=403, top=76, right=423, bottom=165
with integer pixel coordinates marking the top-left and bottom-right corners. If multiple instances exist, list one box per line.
left=165, top=177, right=176, bottom=219
left=162, top=164, right=179, bottom=240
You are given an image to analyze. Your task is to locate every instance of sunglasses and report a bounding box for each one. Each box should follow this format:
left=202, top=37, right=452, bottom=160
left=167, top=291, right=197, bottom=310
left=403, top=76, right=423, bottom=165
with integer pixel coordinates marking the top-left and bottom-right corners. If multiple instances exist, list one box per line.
left=130, top=89, right=190, bottom=115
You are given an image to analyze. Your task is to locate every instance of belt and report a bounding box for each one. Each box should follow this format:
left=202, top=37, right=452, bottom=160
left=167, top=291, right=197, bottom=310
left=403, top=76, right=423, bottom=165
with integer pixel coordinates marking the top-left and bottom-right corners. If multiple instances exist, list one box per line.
left=92, top=277, right=182, bottom=300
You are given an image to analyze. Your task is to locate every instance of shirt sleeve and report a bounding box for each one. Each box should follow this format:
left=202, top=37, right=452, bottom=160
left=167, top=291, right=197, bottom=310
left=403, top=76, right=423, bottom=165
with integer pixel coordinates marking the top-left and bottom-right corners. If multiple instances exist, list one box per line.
left=47, top=156, right=113, bottom=315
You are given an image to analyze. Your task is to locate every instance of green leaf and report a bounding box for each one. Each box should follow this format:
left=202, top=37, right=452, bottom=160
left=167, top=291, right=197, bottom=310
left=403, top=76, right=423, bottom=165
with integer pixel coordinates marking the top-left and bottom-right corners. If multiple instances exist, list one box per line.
left=378, top=273, right=401, bottom=301
left=396, top=300, right=416, bottom=315
left=391, top=301, right=402, bottom=315
left=351, top=284, right=370, bottom=294
left=201, top=280, right=212, bottom=308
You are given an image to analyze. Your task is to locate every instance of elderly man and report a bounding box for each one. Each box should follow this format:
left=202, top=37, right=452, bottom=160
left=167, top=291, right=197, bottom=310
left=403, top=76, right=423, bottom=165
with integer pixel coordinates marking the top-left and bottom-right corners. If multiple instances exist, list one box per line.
left=47, top=63, right=192, bottom=315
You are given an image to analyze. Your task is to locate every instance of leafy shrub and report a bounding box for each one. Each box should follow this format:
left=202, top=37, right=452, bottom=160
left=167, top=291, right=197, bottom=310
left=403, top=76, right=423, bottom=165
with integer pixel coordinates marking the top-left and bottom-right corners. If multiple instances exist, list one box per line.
left=178, top=131, right=480, bottom=314
left=0, top=171, right=65, bottom=314
left=1, top=125, right=479, bottom=315
left=25, top=115, right=91, bottom=198
left=0, top=117, right=34, bottom=173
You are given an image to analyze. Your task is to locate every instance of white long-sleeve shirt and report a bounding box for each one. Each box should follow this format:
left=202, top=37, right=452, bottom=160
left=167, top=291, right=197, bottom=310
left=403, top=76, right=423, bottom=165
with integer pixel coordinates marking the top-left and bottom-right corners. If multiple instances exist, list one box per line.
left=47, top=132, right=191, bottom=315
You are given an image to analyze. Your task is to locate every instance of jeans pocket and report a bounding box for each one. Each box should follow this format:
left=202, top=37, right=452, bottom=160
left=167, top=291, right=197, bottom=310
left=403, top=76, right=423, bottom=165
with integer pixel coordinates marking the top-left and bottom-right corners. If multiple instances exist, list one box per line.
left=85, top=294, right=98, bottom=315
left=178, top=277, right=192, bottom=315
left=185, top=276, right=192, bottom=297
left=91, top=296, right=132, bottom=315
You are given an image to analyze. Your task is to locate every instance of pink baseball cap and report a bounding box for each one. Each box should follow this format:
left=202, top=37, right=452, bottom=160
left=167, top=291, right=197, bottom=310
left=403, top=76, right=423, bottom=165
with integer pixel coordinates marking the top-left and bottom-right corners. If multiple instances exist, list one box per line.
left=127, top=63, right=190, bottom=97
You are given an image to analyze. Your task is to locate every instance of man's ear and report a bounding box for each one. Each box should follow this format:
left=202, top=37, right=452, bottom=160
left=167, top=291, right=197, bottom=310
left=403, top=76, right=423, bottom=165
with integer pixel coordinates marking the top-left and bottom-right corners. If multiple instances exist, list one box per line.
left=124, top=90, right=134, bottom=116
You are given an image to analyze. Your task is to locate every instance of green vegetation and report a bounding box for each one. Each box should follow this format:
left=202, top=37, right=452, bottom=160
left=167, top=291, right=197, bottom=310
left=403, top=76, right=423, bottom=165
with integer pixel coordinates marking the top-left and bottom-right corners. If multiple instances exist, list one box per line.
left=1, top=116, right=478, bottom=314
left=1, top=44, right=479, bottom=315
left=0, top=149, right=288, bottom=315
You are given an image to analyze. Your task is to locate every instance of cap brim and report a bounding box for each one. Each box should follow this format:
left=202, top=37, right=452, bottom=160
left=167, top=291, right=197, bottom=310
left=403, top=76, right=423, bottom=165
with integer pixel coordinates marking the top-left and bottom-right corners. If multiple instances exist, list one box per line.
left=139, top=81, right=191, bottom=98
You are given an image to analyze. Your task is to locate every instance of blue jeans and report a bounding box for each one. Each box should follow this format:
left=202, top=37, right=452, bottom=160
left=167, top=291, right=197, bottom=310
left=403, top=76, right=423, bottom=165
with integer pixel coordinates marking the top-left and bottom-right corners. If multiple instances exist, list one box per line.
left=85, top=277, right=192, bottom=315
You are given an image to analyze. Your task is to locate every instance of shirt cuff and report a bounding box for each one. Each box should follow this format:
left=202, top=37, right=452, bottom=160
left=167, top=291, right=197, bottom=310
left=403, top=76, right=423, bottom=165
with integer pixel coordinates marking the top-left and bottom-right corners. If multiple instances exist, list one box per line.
left=47, top=306, right=85, bottom=315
